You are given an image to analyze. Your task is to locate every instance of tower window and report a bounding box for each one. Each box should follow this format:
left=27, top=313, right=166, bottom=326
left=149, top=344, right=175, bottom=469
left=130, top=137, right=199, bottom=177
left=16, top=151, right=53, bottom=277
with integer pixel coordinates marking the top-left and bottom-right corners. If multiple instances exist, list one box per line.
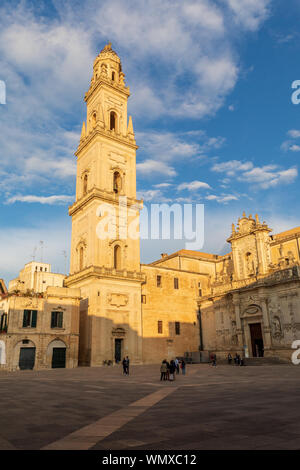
left=113, top=171, right=121, bottom=193
left=158, top=320, right=163, bottom=334
left=156, top=275, right=162, bottom=287
left=175, top=322, right=180, bottom=335
left=141, top=295, right=146, bottom=304
left=79, top=246, right=84, bottom=270
left=92, top=112, right=97, bottom=127
left=83, top=173, right=88, bottom=195
left=174, top=278, right=179, bottom=289
left=112, top=71, right=115, bottom=81
left=114, top=245, right=121, bottom=269
left=110, top=111, right=117, bottom=131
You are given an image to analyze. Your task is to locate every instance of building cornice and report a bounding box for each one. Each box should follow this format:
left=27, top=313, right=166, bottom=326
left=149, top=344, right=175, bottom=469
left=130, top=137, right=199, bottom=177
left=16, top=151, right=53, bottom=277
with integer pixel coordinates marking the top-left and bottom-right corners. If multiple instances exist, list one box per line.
left=65, top=265, right=146, bottom=287
left=85, top=77, right=130, bottom=103
left=76, top=126, right=138, bottom=157
left=68, top=188, right=142, bottom=217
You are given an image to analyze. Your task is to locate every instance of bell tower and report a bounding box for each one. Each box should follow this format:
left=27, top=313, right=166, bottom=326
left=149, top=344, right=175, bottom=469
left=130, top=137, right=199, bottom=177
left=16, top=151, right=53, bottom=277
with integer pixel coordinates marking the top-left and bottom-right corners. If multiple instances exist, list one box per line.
left=66, top=43, right=144, bottom=366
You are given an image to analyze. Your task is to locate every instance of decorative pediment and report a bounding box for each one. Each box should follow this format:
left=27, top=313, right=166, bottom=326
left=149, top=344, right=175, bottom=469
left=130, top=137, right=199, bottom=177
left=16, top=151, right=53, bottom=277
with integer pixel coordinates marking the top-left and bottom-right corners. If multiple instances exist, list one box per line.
left=112, top=327, right=126, bottom=337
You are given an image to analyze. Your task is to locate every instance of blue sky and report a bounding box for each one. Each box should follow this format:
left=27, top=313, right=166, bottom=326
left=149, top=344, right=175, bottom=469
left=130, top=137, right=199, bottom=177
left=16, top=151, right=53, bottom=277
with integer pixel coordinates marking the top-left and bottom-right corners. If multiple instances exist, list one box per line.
left=1, top=0, right=300, bottom=283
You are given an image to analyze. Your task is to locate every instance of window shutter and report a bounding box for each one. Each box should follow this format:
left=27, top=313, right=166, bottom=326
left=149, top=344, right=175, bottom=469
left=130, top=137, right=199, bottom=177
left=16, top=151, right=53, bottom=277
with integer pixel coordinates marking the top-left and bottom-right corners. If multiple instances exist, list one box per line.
left=23, top=310, right=29, bottom=327
left=51, top=311, right=56, bottom=328
left=58, top=312, right=63, bottom=328
left=31, top=310, right=37, bottom=328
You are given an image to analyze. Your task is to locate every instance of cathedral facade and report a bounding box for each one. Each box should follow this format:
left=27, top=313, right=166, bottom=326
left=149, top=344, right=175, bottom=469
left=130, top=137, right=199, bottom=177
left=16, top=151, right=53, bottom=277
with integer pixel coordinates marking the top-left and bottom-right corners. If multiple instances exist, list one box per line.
left=65, top=43, right=300, bottom=366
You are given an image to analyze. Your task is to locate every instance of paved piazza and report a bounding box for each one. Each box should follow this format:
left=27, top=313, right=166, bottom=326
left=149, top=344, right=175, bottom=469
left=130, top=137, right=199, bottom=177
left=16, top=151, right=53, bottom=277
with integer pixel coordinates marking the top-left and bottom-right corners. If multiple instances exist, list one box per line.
left=0, top=363, right=300, bottom=450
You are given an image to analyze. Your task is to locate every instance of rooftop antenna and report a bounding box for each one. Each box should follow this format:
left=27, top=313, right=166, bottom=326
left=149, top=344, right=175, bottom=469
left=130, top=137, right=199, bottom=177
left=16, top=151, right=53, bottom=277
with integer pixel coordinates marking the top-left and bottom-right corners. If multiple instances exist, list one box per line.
left=39, top=241, right=44, bottom=262
left=31, top=246, right=37, bottom=261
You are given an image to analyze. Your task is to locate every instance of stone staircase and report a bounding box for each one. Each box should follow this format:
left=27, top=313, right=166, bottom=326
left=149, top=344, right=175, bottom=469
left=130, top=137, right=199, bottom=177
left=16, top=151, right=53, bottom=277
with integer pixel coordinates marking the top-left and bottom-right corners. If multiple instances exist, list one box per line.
left=244, top=356, right=289, bottom=366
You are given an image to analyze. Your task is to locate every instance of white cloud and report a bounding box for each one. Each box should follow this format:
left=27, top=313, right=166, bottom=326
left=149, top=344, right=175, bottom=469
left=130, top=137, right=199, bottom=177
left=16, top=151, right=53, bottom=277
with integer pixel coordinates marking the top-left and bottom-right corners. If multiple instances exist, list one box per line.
left=224, top=0, right=271, bottom=31
left=289, top=145, right=300, bottom=152
left=154, top=183, right=172, bottom=188
left=211, top=159, right=298, bottom=189
left=206, top=194, right=239, bottom=203
left=240, top=166, right=298, bottom=189
left=136, top=160, right=176, bottom=177
left=137, top=189, right=171, bottom=202
left=5, top=195, right=74, bottom=205
left=287, top=129, right=300, bottom=139
left=178, top=181, right=211, bottom=191
left=211, top=160, right=253, bottom=175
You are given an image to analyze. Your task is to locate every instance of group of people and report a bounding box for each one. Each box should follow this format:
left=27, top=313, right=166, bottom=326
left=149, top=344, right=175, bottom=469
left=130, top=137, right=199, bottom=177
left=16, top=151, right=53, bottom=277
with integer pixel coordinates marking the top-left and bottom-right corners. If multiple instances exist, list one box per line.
left=209, top=352, right=246, bottom=366
left=122, top=356, right=130, bottom=375
left=160, top=358, right=186, bottom=381
left=228, top=353, right=245, bottom=366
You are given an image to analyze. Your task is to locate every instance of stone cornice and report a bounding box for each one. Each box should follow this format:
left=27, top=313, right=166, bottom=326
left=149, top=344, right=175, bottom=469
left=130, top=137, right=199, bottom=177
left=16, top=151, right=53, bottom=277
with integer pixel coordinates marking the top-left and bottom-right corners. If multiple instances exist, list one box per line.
left=65, top=266, right=146, bottom=286
left=227, top=225, right=271, bottom=243
left=76, top=126, right=138, bottom=157
left=141, top=264, right=210, bottom=276
left=270, top=232, right=300, bottom=246
left=85, top=77, right=130, bottom=103
left=68, top=188, right=142, bottom=216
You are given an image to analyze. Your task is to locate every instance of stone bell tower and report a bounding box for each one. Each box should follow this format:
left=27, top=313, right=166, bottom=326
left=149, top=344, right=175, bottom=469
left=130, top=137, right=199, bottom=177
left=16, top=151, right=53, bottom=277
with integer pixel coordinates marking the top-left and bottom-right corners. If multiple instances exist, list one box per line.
left=65, top=43, right=144, bottom=366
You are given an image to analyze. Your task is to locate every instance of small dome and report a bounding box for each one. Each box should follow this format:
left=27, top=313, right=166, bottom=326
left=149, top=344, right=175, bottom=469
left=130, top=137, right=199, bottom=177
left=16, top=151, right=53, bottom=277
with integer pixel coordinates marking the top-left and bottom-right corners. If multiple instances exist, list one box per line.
left=94, top=42, right=121, bottom=65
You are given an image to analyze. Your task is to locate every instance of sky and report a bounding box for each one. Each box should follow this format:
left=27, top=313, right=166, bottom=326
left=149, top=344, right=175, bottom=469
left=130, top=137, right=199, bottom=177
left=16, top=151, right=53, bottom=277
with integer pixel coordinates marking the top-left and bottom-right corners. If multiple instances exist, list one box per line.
left=1, top=0, right=300, bottom=284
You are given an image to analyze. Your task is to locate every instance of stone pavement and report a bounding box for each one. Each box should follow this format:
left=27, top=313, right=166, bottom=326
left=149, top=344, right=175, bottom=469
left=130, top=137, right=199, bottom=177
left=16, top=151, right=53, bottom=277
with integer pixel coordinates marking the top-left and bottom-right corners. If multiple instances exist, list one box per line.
left=0, top=363, right=300, bottom=450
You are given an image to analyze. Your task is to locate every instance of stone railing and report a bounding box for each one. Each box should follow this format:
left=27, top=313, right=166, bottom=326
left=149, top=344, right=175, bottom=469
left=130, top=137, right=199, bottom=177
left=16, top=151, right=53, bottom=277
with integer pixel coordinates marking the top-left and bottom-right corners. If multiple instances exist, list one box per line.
left=67, top=265, right=145, bottom=283
left=202, top=265, right=300, bottom=298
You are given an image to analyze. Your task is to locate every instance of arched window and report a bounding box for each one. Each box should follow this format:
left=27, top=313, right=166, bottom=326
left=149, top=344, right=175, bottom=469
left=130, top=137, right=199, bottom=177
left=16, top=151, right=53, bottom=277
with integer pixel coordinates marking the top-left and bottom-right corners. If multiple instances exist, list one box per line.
left=113, top=171, right=122, bottom=194
left=79, top=246, right=84, bottom=271
left=92, top=112, right=97, bottom=127
left=110, top=111, right=117, bottom=131
left=83, top=174, right=88, bottom=195
left=114, top=245, right=121, bottom=269
left=112, top=71, right=115, bottom=81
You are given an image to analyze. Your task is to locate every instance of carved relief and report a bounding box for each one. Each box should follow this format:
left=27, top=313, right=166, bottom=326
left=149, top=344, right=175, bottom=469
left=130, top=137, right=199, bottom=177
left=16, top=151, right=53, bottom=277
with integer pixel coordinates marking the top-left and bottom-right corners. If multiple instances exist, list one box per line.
left=243, top=304, right=262, bottom=316
left=271, top=315, right=283, bottom=340
left=107, top=293, right=129, bottom=307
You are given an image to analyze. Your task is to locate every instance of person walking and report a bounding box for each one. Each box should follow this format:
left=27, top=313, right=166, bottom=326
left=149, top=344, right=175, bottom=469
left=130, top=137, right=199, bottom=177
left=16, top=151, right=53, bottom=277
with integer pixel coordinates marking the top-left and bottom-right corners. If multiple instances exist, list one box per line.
left=160, top=361, right=167, bottom=381
left=122, top=357, right=127, bottom=375
left=125, top=356, right=130, bottom=375
left=175, top=357, right=180, bottom=374
left=165, top=360, right=170, bottom=381
left=169, top=360, right=176, bottom=381
left=227, top=353, right=232, bottom=365
left=210, top=352, right=217, bottom=366
left=180, top=359, right=186, bottom=375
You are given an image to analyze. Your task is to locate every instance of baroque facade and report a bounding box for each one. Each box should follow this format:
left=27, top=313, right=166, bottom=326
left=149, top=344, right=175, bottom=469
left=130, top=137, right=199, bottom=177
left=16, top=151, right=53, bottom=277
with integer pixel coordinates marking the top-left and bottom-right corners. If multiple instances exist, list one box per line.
left=65, top=43, right=300, bottom=365
left=2, top=44, right=299, bottom=370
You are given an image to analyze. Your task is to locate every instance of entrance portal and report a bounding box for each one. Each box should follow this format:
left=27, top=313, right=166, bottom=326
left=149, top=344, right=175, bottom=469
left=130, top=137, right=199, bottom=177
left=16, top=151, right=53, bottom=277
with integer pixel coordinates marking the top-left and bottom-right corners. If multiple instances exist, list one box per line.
left=249, top=323, right=264, bottom=357
left=19, top=347, right=36, bottom=370
left=52, top=347, right=66, bottom=368
left=115, top=338, right=123, bottom=363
